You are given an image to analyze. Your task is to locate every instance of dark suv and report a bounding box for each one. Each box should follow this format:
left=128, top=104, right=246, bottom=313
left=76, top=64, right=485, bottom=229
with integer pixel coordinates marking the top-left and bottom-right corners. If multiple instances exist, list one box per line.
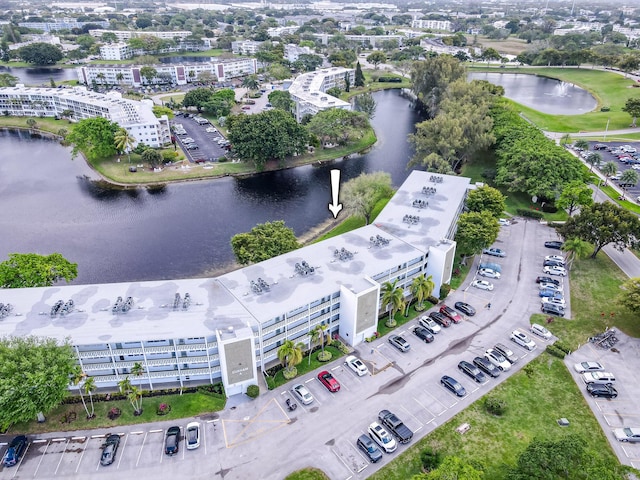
left=164, top=426, right=181, bottom=455
left=541, top=303, right=564, bottom=316
left=429, top=311, right=451, bottom=328
left=3, top=435, right=28, bottom=467
left=473, top=356, right=500, bottom=378
left=458, top=360, right=486, bottom=383
left=100, top=434, right=120, bottom=466
left=356, top=434, right=383, bottom=463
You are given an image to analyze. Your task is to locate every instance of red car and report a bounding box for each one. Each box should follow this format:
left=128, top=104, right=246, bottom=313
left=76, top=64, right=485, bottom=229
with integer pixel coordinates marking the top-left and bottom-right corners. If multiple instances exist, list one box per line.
left=439, top=304, right=463, bottom=324
left=317, top=370, right=340, bottom=392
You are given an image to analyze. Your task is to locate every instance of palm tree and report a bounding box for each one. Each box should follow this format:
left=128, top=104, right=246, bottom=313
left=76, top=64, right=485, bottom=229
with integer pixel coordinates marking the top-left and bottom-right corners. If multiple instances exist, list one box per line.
left=562, top=238, right=591, bottom=270
left=574, top=139, right=589, bottom=151
left=586, top=152, right=602, bottom=171
left=119, top=376, right=143, bottom=415
left=601, top=162, right=618, bottom=185
left=380, top=280, right=406, bottom=328
left=96, top=72, right=106, bottom=85
left=114, top=128, right=136, bottom=163
left=71, top=368, right=91, bottom=419
left=115, top=72, right=124, bottom=88
left=241, top=74, right=259, bottom=91
left=560, top=133, right=572, bottom=146
left=277, top=339, right=304, bottom=378
left=619, top=169, right=639, bottom=198
left=410, top=274, right=435, bottom=311
left=82, top=376, right=96, bottom=418
left=131, top=361, right=145, bottom=388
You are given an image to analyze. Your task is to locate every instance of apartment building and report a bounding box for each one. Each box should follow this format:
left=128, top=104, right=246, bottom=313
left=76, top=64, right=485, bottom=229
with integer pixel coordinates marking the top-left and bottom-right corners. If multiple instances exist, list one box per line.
left=231, top=40, right=263, bottom=55
left=0, top=85, right=170, bottom=147
left=18, top=18, right=109, bottom=32
left=0, top=171, right=470, bottom=397
left=284, top=43, right=313, bottom=62
left=100, top=42, right=133, bottom=60
left=411, top=19, right=453, bottom=31
left=288, top=67, right=354, bottom=121
left=88, top=29, right=193, bottom=41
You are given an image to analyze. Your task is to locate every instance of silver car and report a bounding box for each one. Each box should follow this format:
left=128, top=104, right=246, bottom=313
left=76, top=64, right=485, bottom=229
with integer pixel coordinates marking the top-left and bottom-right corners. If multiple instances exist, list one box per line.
left=614, top=427, right=640, bottom=443
left=292, top=383, right=314, bottom=405
left=510, top=330, right=536, bottom=350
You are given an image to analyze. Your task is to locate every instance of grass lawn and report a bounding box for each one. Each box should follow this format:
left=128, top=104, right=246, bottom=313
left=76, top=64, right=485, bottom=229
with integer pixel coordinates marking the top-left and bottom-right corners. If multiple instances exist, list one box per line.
left=265, top=345, right=345, bottom=390
left=284, top=468, right=331, bottom=480
left=464, top=36, right=530, bottom=56
left=468, top=66, right=638, bottom=132
left=369, top=353, right=625, bottom=480
left=9, top=392, right=225, bottom=435
left=315, top=197, right=390, bottom=242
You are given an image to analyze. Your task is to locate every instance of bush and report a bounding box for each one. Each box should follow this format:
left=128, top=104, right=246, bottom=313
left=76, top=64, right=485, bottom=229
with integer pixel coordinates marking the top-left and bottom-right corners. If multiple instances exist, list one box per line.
left=377, top=76, right=402, bottom=83
left=318, top=351, right=332, bottom=362
left=439, top=283, right=451, bottom=300
left=217, top=156, right=228, bottom=162
left=427, top=295, right=439, bottom=305
left=600, top=106, right=610, bottom=112
left=485, top=395, right=507, bottom=416
left=420, top=447, right=442, bottom=472
left=516, top=208, right=544, bottom=219
left=541, top=203, right=558, bottom=213
left=553, top=340, right=572, bottom=354
left=246, top=385, right=260, bottom=399
left=330, top=339, right=350, bottom=354
left=545, top=344, right=566, bottom=359
left=162, top=150, right=178, bottom=162
left=523, top=364, right=535, bottom=378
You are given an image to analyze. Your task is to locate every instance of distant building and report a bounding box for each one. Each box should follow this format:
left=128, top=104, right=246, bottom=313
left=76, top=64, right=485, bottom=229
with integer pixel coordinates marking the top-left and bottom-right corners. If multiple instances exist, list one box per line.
left=88, top=29, right=193, bottom=41
left=267, top=25, right=299, bottom=37
left=411, top=19, right=453, bottom=31
left=231, top=40, right=263, bottom=55
left=100, top=42, right=133, bottom=60
left=284, top=43, right=313, bottom=62
left=288, top=67, right=353, bottom=122
left=18, top=18, right=109, bottom=32
left=0, top=85, right=170, bottom=147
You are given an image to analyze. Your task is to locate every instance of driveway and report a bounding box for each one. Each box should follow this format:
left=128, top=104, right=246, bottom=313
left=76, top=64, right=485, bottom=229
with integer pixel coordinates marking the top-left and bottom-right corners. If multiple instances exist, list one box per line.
left=0, top=220, right=564, bottom=480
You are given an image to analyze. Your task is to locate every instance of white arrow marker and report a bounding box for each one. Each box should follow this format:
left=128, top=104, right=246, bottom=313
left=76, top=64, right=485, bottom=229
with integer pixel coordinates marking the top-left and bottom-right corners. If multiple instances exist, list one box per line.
left=328, top=169, right=343, bottom=219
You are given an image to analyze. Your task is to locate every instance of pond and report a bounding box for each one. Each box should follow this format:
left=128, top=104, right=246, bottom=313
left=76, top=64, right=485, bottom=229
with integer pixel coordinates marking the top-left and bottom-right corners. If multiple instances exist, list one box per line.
left=468, top=72, right=597, bottom=115
left=0, top=66, right=78, bottom=86
left=0, top=90, right=425, bottom=285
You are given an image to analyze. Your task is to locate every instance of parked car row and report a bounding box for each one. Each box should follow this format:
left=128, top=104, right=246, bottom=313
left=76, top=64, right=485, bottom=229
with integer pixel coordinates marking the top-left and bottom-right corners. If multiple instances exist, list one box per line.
left=537, top=246, right=567, bottom=316
left=360, top=409, right=414, bottom=462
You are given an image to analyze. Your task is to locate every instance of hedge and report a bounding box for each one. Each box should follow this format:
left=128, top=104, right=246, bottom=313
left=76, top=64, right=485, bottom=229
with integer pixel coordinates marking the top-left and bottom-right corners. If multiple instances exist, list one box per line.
left=516, top=208, right=544, bottom=219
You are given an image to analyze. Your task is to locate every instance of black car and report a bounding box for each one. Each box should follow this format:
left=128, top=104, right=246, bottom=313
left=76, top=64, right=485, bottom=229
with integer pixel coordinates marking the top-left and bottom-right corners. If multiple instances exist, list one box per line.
left=413, top=326, right=434, bottom=343
left=473, top=356, right=501, bottom=378
left=356, top=434, right=383, bottom=463
left=544, top=240, right=564, bottom=249
left=587, top=383, right=618, bottom=399
left=429, top=311, right=451, bottom=327
left=541, top=303, right=565, bottom=316
left=440, top=375, right=466, bottom=397
left=458, top=360, right=486, bottom=383
left=543, top=259, right=564, bottom=268
left=2, top=435, right=28, bottom=467
left=164, top=426, right=181, bottom=456
left=454, top=301, right=476, bottom=317
left=535, top=276, right=560, bottom=286
left=100, top=434, right=121, bottom=466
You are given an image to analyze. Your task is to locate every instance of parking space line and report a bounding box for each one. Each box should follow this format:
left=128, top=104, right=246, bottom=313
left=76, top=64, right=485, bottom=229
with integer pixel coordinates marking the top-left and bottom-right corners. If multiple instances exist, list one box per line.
left=135, top=432, right=148, bottom=467
left=54, top=438, right=70, bottom=474
left=400, top=405, right=424, bottom=432
left=424, top=389, right=450, bottom=411
left=75, top=436, right=90, bottom=473
left=12, top=442, right=29, bottom=478
left=413, top=396, right=435, bottom=418
left=71, top=436, right=85, bottom=440
left=32, top=439, right=47, bottom=444
left=149, top=429, right=163, bottom=433
left=202, top=421, right=207, bottom=456
left=32, top=440, right=49, bottom=477
left=91, top=434, right=105, bottom=439
left=116, top=433, right=129, bottom=469
left=331, top=447, right=354, bottom=477
left=159, top=429, right=166, bottom=463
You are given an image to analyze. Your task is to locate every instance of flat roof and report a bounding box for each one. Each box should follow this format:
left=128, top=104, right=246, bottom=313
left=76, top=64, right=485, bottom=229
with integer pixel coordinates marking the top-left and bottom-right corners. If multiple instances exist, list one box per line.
left=373, top=170, right=471, bottom=252
left=288, top=67, right=352, bottom=109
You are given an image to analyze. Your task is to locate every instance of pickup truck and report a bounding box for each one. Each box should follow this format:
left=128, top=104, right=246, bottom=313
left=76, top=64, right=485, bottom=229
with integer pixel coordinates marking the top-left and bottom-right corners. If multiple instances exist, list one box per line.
left=378, top=409, right=413, bottom=444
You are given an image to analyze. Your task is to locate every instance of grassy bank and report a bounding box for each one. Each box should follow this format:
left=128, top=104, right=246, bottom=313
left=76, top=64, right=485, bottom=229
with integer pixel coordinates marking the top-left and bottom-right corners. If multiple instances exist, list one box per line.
left=468, top=66, right=637, bottom=132
left=369, top=353, right=625, bottom=480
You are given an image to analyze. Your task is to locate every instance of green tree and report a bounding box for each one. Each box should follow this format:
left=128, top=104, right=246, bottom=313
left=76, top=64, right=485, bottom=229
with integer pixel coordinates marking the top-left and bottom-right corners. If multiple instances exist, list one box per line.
left=277, top=340, right=304, bottom=378
left=139, top=66, right=157, bottom=85
left=141, top=148, right=162, bottom=167
left=411, top=55, right=466, bottom=116
left=561, top=238, right=591, bottom=270
left=66, top=117, right=119, bottom=161
left=118, top=377, right=143, bottom=415
left=617, top=54, right=640, bottom=77
left=623, top=97, right=640, bottom=127
left=558, top=202, right=640, bottom=258
left=183, top=87, right=214, bottom=112
left=101, top=32, right=117, bottom=43
left=114, top=127, right=136, bottom=163
left=556, top=181, right=594, bottom=216
left=601, top=161, right=618, bottom=185
left=0, top=336, right=77, bottom=428
left=585, top=152, right=601, bottom=171
left=241, top=74, right=259, bottom=91
left=574, top=139, right=589, bottom=151
left=410, top=274, right=435, bottom=311
left=268, top=90, right=294, bottom=113
left=341, top=171, right=393, bottom=225
left=227, top=110, right=308, bottom=170
left=619, top=168, right=639, bottom=196
left=465, top=185, right=506, bottom=218
left=0, top=253, right=77, bottom=288
left=311, top=323, right=330, bottom=361
left=306, top=108, right=370, bottom=148
left=621, top=277, right=640, bottom=313
left=366, top=51, right=387, bottom=69
left=416, top=455, right=484, bottom=480
left=455, top=211, right=501, bottom=257
left=354, top=92, right=376, bottom=119
left=380, top=279, right=405, bottom=328
left=82, top=376, right=96, bottom=418
left=17, top=42, right=63, bottom=65
left=231, top=220, right=301, bottom=265
left=354, top=61, right=365, bottom=87
left=71, top=368, right=92, bottom=419
left=131, top=362, right=145, bottom=388
left=0, top=73, right=18, bottom=87
left=26, top=118, right=37, bottom=130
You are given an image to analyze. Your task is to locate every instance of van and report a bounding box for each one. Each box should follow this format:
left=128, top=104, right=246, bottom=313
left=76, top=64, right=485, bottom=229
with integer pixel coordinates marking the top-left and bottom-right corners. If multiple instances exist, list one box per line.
left=582, top=371, right=616, bottom=384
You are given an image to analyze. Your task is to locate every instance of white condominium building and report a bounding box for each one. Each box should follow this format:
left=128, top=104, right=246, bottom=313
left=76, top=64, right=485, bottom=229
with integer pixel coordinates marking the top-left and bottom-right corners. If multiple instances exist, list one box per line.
left=88, top=29, right=194, bottom=41
left=100, top=42, right=133, bottom=61
left=0, top=86, right=170, bottom=147
left=411, top=19, right=453, bottom=31
left=0, top=171, right=470, bottom=397
left=231, top=40, right=263, bottom=55
left=288, top=67, right=354, bottom=122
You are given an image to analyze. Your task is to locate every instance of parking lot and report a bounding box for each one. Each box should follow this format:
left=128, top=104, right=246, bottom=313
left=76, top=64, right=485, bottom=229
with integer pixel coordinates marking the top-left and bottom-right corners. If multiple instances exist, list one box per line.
left=566, top=331, right=640, bottom=470
left=578, top=141, right=640, bottom=199
left=172, top=114, right=230, bottom=164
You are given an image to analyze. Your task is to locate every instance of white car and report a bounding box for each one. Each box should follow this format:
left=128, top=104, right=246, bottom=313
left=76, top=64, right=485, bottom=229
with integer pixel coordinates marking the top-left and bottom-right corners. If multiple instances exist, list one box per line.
left=543, top=265, right=567, bottom=277
left=510, top=330, right=536, bottom=350
left=539, top=282, right=563, bottom=292
left=292, top=383, right=314, bottom=405
left=479, top=268, right=501, bottom=279
left=419, top=316, right=441, bottom=334
left=471, top=279, right=494, bottom=291
left=186, top=421, right=200, bottom=450
left=345, top=355, right=369, bottom=376
left=614, top=427, right=640, bottom=443
left=498, top=218, right=511, bottom=226
left=530, top=323, right=552, bottom=339
left=368, top=422, right=397, bottom=453
left=542, top=296, right=566, bottom=307
left=545, top=255, right=565, bottom=264
left=182, top=137, right=195, bottom=144
left=574, top=361, right=604, bottom=373
left=205, top=126, right=217, bottom=133
left=582, top=371, right=616, bottom=384
left=485, top=348, right=511, bottom=371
